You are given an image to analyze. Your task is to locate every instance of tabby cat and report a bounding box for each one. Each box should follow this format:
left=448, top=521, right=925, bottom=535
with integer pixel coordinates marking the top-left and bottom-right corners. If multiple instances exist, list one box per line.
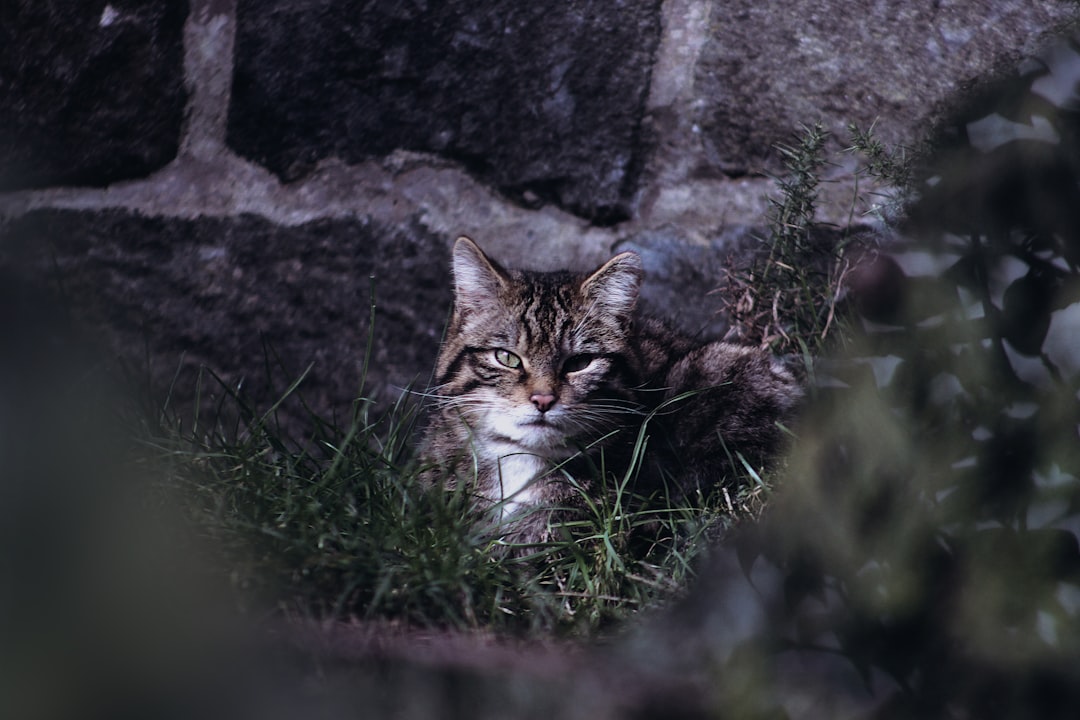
left=421, top=236, right=801, bottom=544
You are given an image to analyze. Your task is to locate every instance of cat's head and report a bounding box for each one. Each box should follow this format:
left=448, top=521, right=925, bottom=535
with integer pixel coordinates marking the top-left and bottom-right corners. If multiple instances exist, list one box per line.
left=434, top=236, right=643, bottom=457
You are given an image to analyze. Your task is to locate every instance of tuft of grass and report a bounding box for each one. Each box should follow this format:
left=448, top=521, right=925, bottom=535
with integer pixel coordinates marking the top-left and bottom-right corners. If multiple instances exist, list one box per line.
left=846, top=120, right=913, bottom=223
left=720, top=123, right=850, bottom=359
left=769, top=122, right=830, bottom=258
left=719, top=122, right=913, bottom=365
left=136, top=366, right=735, bottom=637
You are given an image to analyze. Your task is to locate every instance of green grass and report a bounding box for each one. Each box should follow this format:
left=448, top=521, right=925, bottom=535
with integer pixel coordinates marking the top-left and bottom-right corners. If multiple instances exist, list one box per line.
left=134, top=366, right=755, bottom=637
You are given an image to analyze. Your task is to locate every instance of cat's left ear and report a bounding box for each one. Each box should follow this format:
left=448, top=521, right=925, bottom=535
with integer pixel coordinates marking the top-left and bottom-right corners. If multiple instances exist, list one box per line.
left=581, top=251, right=643, bottom=318
left=452, top=236, right=508, bottom=306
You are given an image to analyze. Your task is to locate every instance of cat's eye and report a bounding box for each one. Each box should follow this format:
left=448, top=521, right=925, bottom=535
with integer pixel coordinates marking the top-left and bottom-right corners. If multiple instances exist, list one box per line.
left=493, top=349, right=522, bottom=369
left=562, top=354, right=595, bottom=374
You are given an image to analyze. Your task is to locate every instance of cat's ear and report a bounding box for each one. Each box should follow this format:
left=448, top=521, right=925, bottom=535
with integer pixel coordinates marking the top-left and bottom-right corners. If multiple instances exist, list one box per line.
left=581, top=251, right=643, bottom=318
left=452, top=236, right=508, bottom=305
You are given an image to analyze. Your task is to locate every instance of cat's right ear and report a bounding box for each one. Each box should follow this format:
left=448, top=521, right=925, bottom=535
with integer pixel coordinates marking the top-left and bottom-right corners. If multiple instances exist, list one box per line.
left=581, top=251, right=643, bottom=319
left=453, top=236, right=507, bottom=305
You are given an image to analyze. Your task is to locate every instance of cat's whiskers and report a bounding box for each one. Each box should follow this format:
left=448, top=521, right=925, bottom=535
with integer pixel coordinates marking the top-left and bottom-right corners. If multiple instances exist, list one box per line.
left=580, top=398, right=644, bottom=414
left=432, top=398, right=490, bottom=415
left=410, top=387, right=476, bottom=409
left=409, top=386, right=446, bottom=399
left=563, top=418, right=622, bottom=440
left=420, top=388, right=497, bottom=409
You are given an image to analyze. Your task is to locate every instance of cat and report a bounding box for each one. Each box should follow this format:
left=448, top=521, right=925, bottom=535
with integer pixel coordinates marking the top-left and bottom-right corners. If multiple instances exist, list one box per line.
left=420, top=236, right=801, bottom=545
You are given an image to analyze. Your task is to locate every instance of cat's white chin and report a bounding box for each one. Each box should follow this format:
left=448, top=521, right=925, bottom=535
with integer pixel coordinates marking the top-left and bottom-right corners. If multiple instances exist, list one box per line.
left=516, top=425, right=573, bottom=455
left=481, top=409, right=574, bottom=457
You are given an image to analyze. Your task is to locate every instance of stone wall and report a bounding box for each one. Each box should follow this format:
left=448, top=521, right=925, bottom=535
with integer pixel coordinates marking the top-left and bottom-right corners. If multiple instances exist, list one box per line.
left=1, top=0, right=1076, bottom=425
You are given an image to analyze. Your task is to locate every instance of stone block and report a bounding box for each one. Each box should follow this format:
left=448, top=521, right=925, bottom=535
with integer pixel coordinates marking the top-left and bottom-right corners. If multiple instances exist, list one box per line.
left=0, top=210, right=451, bottom=432
left=693, top=0, right=1078, bottom=175
left=0, top=1, right=188, bottom=191
left=228, top=0, right=662, bottom=223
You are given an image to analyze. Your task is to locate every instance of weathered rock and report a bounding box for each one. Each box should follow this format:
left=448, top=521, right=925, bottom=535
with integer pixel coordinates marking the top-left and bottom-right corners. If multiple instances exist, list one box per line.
left=691, top=0, right=1078, bottom=176
left=0, top=210, right=451, bottom=432
left=3, top=0, right=1078, bottom=437
left=0, top=1, right=188, bottom=191
left=227, top=0, right=663, bottom=223
left=617, top=227, right=760, bottom=339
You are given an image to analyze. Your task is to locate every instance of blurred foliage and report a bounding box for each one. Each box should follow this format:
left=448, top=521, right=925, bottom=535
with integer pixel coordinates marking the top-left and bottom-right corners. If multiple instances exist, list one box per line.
left=642, top=35, right=1080, bottom=720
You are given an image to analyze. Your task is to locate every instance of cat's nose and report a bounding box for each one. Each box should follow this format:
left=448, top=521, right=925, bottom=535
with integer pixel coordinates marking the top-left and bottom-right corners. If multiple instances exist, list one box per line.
left=530, top=392, right=558, bottom=413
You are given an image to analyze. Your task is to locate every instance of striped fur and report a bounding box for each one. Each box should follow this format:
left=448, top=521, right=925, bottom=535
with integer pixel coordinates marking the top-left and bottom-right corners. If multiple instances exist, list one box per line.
left=420, top=236, right=801, bottom=544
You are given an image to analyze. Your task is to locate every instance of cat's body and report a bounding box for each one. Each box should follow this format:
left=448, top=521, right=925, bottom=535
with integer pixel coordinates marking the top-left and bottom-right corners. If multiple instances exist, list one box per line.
left=421, top=237, right=801, bottom=544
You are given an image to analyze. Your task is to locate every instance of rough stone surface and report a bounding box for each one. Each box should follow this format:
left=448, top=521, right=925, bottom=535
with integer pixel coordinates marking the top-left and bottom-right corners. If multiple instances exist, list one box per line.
left=0, top=1, right=188, bottom=191
left=2, top=0, right=1079, bottom=429
left=0, top=210, right=451, bottom=431
left=616, top=228, right=758, bottom=339
left=227, top=0, right=663, bottom=223
left=691, top=0, right=1078, bottom=176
